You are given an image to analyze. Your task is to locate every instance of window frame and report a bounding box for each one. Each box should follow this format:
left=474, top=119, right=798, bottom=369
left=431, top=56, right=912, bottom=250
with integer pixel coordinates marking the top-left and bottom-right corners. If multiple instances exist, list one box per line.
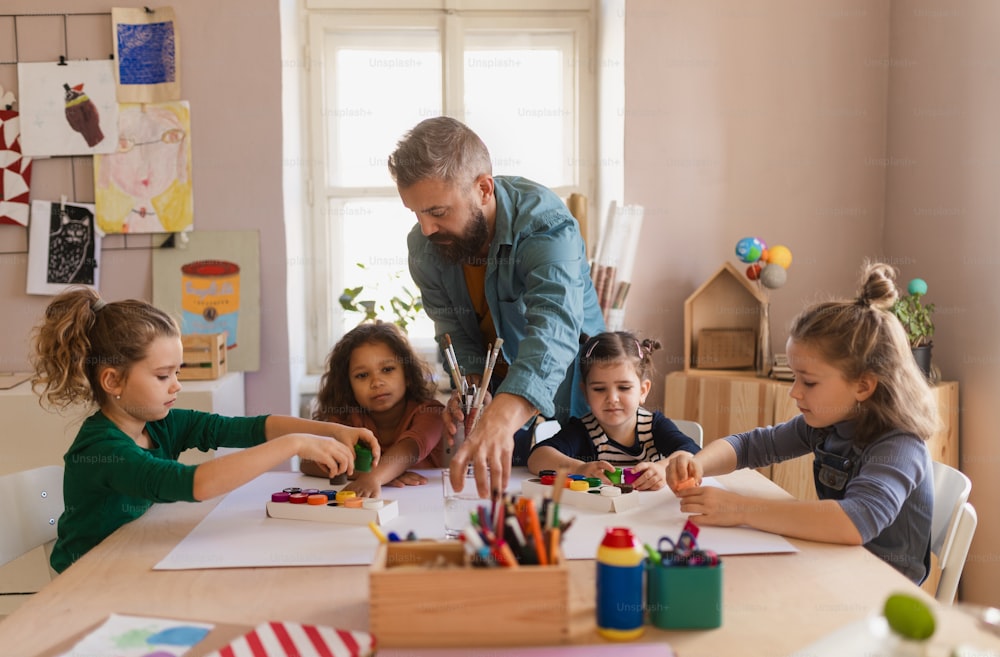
left=302, top=3, right=595, bottom=373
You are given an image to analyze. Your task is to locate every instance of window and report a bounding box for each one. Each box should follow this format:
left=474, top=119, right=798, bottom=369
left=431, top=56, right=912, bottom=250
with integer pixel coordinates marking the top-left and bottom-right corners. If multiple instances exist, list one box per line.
left=302, top=2, right=594, bottom=371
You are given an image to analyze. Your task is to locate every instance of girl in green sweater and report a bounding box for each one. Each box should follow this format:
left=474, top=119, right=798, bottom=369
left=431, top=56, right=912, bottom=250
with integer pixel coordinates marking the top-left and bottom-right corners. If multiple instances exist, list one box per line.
left=31, top=287, right=380, bottom=572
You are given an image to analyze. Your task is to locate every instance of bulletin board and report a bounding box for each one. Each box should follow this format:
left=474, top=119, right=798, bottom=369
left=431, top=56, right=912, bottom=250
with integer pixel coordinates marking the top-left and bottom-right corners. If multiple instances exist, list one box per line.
left=0, top=11, right=157, bottom=272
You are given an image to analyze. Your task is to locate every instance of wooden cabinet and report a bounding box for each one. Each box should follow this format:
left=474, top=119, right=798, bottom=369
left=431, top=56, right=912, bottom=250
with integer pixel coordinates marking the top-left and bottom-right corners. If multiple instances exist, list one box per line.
left=664, top=370, right=959, bottom=501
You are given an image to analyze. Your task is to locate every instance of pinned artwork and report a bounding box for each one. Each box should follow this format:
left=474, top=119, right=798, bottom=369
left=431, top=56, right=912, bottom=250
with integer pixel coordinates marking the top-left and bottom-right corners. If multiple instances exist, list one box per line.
left=153, top=230, right=261, bottom=372
left=112, top=6, right=181, bottom=103
left=27, top=199, right=102, bottom=296
left=17, top=60, right=119, bottom=157
left=0, top=87, right=33, bottom=226
left=55, top=613, right=212, bottom=657
left=94, top=101, right=193, bottom=234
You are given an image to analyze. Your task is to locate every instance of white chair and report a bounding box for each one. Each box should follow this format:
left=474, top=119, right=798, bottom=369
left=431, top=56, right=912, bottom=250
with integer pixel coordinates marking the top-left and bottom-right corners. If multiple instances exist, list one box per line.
left=533, top=419, right=561, bottom=444
left=936, top=502, right=977, bottom=605
left=672, top=419, right=704, bottom=447
left=0, top=465, right=64, bottom=569
left=929, top=461, right=975, bottom=603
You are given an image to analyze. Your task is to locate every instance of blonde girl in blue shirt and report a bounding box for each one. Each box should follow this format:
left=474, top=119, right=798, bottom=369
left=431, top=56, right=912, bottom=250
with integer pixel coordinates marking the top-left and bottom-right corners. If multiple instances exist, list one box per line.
left=666, top=263, right=939, bottom=582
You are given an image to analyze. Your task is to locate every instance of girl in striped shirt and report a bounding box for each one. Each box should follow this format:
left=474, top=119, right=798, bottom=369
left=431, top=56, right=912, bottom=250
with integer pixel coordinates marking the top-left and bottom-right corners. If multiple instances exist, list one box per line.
left=527, top=331, right=700, bottom=490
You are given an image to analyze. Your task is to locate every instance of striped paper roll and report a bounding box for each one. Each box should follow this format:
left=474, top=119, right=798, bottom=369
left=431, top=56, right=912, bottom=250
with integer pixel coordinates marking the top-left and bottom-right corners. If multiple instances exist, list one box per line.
left=205, top=621, right=375, bottom=657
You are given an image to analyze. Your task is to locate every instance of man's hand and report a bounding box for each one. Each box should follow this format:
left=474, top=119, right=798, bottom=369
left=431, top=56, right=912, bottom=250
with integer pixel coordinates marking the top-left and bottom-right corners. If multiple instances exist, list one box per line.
left=448, top=393, right=535, bottom=497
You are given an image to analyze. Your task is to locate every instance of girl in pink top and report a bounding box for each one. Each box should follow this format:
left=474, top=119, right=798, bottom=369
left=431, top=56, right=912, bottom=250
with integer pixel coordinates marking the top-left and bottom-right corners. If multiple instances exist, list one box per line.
left=301, top=321, right=444, bottom=497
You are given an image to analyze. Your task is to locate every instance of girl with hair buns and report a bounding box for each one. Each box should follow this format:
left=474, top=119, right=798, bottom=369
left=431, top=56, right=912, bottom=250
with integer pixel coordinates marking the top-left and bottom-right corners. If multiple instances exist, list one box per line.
left=31, top=287, right=380, bottom=573
left=666, top=262, right=939, bottom=583
left=527, top=331, right=701, bottom=491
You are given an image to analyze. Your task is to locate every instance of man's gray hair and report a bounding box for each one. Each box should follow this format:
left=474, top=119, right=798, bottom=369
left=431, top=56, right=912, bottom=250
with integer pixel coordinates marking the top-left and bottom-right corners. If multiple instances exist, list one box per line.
left=388, top=116, right=492, bottom=188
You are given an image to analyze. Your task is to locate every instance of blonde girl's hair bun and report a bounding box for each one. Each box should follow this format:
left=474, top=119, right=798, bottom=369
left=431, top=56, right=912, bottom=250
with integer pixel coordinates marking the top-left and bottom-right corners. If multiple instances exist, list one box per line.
left=857, top=261, right=899, bottom=312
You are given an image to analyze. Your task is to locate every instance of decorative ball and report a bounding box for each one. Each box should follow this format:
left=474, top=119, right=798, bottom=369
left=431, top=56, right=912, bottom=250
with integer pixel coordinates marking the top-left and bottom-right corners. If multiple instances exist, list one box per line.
left=908, top=278, right=928, bottom=296
left=746, top=263, right=762, bottom=280
left=735, top=237, right=761, bottom=263
left=759, top=248, right=770, bottom=263
left=760, top=263, right=788, bottom=289
left=767, top=244, right=793, bottom=269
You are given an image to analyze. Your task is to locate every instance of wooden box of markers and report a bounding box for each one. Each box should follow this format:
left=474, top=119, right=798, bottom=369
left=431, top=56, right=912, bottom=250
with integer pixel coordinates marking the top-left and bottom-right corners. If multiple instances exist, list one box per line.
left=369, top=541, right=569, bottom=648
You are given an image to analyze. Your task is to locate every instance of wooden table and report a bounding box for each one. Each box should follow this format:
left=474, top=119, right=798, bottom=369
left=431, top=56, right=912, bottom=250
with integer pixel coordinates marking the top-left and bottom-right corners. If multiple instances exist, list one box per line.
left=1, top=470, right=996, bottom=657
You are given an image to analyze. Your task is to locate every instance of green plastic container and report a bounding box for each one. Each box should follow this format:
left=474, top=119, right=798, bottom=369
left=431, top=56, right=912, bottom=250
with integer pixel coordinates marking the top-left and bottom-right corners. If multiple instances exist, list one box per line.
left=646, top=561, right=723, bottom=629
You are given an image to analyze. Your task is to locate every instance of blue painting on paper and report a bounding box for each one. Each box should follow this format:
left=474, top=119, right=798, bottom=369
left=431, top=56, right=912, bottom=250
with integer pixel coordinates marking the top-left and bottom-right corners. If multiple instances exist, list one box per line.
left=117, top=22, right=176, bottom=85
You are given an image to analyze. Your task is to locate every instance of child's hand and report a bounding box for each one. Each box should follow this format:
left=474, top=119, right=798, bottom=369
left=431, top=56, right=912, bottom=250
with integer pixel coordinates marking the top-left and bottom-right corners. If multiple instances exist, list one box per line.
left=665, top=451, right=703, bottom=493
left=576, top=460, right=615, bottom=482
left=329, top=425, right=381, bottom=468
left=343, top=472, right=381, bottom=498
left=294, top=435, right=356, bottom=476
left=675, top=486, right=745, bottom=526
left=628, top=461, right=668, bottom=491
left=385, top=471, right=428, bottom=487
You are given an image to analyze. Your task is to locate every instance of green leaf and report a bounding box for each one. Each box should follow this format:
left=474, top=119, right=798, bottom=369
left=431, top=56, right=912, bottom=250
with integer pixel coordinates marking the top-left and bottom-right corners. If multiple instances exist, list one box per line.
left=339, top=263, right=425, bottom=332
left=892, top=292, right=935, bottom=348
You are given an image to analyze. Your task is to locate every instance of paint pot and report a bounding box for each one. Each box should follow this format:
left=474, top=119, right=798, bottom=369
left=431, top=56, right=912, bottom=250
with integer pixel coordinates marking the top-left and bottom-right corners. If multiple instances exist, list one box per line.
left=181, top=260, right=240, bottom=348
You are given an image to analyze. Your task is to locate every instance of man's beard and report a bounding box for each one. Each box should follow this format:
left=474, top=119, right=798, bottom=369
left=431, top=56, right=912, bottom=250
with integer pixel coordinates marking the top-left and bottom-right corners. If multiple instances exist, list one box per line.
left=430, top=205, right=489, bottom=264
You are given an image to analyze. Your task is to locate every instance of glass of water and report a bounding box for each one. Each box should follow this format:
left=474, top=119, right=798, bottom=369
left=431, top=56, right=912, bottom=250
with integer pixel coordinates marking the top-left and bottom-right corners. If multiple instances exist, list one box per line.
left=441, top=463, right=487, bottom=539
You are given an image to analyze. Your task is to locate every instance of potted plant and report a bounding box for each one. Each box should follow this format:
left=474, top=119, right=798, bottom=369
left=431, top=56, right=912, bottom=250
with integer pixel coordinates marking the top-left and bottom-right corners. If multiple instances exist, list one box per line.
left=339, top=263, right=423, bottom=332
left=892, top=278, right=935, bottom=378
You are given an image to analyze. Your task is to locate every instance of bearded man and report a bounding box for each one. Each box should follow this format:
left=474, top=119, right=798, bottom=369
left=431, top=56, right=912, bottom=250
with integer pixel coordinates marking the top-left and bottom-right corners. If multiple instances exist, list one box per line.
left=389, top=116, right=604, bottom=497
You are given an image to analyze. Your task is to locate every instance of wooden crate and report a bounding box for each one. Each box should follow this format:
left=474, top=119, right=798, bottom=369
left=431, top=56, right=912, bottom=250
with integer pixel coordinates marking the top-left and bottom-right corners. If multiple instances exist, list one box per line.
left=179, top=333, right=227, bottom=381
left=369, top=541, right=569, bottom=648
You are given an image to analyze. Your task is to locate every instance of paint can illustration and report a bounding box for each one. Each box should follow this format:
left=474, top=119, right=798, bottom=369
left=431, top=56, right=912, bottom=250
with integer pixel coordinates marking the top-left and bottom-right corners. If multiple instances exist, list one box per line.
left=181, top=260, right=240, bottom=348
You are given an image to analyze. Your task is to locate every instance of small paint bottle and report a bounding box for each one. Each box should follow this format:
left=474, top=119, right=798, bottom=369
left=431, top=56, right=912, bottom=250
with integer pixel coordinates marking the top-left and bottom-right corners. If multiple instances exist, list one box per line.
left=596, top=526, right=646, bottom=640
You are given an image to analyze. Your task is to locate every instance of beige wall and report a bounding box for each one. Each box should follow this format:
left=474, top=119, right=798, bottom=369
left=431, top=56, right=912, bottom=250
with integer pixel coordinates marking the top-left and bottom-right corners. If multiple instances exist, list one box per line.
left=624, top=0, right=890, bottom=409
left=626, top=0, right=998, bottom=606
left=884, top=0, right=1000, bottom=606
left=0, top=0, right=292, bottom=416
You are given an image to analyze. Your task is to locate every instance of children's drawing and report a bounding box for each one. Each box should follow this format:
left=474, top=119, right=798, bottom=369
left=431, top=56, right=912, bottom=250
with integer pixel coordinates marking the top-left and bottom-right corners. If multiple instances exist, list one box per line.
left=112, top=6, right=182, bottom=103
left=55, top=613, right=212, bottom=657
left=153, top=231, right=261, bottom=373
left=27, top=199, right=102, bottom=296
left=180, top=260, right=241, bottom=350
left=17, top=60, right=119, bottom=157
left=63, top=83, right=104, bottom=147
left=0, top=101, right=33, bottom=226
left=94, top=101, right=193, bottom=234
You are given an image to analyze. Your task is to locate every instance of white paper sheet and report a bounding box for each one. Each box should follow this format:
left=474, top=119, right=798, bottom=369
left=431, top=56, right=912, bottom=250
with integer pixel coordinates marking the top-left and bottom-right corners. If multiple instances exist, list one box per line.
left=155, top=469, right=796, bottom=570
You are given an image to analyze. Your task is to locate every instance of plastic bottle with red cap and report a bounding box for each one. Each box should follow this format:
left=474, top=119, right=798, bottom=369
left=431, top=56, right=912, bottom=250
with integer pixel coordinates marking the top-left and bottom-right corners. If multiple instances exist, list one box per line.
left=596, top=526, right=646, bottom=640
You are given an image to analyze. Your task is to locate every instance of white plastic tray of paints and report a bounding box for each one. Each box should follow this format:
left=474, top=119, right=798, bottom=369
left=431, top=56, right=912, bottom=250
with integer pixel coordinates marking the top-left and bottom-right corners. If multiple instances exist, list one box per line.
left=266, top=490, right=399, bottom=525
left=520, top=478, right=640, bottom=513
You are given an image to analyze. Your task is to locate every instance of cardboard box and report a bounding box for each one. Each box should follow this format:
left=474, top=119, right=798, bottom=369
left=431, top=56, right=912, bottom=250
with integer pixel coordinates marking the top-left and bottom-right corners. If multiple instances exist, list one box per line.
left=369, top=541, right=569, bottom=648
left=179, top=333, right=227, bottom=380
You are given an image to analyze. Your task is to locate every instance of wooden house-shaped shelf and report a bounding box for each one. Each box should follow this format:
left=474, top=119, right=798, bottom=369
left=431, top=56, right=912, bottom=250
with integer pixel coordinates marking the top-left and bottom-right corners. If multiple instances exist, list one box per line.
left=684, top=262, right=768, bottom=371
